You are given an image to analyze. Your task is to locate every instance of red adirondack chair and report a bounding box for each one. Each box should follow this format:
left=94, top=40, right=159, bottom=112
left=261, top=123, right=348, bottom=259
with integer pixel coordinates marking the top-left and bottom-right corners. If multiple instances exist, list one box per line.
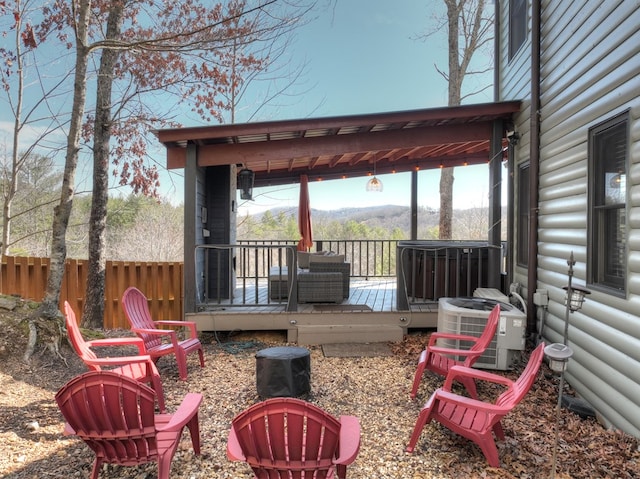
left=406, top=342, right=545, bottom=467
left=121, top=287, right=205, bottom=380
left=410, top=303, right=501, bottom=399
left=55, top=370, right=202, bottom=479
left=63, top=301, right=166, bottom=413
left=227, top=397, right=361, bottom=479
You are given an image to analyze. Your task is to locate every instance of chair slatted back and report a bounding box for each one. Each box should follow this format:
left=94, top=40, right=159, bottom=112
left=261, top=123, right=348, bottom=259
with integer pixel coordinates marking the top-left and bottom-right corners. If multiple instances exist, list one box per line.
left=122, top=287, right=163, bottom=350
left=467, top=304, right=501, bottom=357
left=497, top=342, right=545, bottom=409
left=55, top=371, right=159, bottom=464
left=64, top=302, right=100, bottom=368
left=231, top=398, right=342, bottom=479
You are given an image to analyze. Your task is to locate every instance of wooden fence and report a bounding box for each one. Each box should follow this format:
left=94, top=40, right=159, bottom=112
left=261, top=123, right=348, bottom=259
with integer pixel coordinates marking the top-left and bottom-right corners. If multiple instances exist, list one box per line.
left=0, top=256, right=183, bottom=329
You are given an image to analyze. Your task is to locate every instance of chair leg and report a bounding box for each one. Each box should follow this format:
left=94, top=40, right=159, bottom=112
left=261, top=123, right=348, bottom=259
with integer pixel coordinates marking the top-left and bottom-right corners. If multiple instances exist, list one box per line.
left=492, top=421, right=505, bottom=441
left=90, top=458, right=103, bottom=479
left=176, top=349, right=188, bottom=381
left=157, top=454, right=173, bottom=479
left=151, top=376, right=166, bottom=413
left=406, top=396, right=436, bottom=452
left=410, top=350, right=428, bottom=399
left=187, top=415, right=202, bottom=455
left=476, top=432, right=501, bottom=468
left=197, top=346, right=205, bottom=368
left=460, top=376, right=479, bottom=400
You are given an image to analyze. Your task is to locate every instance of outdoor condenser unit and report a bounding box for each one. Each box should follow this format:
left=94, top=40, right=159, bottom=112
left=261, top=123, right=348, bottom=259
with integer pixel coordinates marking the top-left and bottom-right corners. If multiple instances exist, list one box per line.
left=437, top=296, right=526, bottom=370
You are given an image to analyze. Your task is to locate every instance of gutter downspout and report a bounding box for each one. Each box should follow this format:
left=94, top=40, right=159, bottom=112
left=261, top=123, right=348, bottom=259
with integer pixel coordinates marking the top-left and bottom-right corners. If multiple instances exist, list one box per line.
left=527, top=0, right=542, bottom=336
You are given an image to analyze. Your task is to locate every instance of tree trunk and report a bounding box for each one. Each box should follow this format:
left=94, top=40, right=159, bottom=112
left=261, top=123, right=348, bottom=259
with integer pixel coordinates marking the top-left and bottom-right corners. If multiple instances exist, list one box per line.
left=439, top=167, right=454, bottom=239
left=83, top=3, right=124, bottom=329
left=438, top=0, right=462, bottom=240
left=25, top=0, right=93, bottom=361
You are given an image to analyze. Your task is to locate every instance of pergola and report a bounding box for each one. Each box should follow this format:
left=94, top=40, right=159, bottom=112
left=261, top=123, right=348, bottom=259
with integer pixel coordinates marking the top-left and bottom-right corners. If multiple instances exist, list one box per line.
left=156, top=101, right=521, bottom=187
left=157, top=100, right=520, bottom=240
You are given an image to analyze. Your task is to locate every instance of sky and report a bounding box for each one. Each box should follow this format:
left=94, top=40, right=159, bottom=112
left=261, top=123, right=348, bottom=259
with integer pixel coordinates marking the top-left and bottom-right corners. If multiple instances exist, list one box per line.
left=1, top=0, right=499, bottom=213
left=224, top=0, right=499, bottom=215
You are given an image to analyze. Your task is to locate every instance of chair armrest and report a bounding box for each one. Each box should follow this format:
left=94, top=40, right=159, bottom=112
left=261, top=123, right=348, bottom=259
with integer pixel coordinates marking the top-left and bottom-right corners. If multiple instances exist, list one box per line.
left=132, top=327, right=175, bottom=337
left=159, top=393, right=203, bottom=432
left=427, top=345, right=484, bottom=358
left=428, top=332, right=481, bottom=346
left=83, top=354, right=155, bottom=368
left=86, top=337, right=146, bottom=354
left=153, top=320, right=198, bottom=338
left=443, top=365, right=514, bottom=391
left=433, top=388, right=512, bottom=414
left=335, top=415, right=361, bottom=465
left=226, top=426, right=246, bottom=462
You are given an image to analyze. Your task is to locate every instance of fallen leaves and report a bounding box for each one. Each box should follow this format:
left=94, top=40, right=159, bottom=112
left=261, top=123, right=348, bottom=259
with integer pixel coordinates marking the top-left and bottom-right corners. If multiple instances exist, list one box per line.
left=0, top=317, right=638, bottom=478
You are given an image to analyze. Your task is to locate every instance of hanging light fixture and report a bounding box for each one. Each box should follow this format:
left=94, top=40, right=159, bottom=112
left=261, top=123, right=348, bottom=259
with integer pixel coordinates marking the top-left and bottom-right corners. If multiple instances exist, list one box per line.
left=366, top=159, right=383, bottom=192
left=238, top=167, right=255, bottom=200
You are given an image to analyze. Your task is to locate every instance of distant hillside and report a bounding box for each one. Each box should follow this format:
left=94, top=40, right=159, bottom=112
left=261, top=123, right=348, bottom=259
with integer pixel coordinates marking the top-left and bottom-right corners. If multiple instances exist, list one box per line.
left=248, top=204, right=504, bottom=240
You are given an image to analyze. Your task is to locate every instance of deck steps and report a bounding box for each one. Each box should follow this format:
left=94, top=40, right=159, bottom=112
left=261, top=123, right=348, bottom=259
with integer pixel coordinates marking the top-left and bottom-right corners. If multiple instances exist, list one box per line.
left=295, top=324, right=404, bottom=345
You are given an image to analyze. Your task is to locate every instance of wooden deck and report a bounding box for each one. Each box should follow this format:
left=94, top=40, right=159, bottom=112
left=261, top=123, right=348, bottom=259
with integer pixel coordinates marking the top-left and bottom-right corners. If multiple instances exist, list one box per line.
left=188, top=277, right=439, bottom=345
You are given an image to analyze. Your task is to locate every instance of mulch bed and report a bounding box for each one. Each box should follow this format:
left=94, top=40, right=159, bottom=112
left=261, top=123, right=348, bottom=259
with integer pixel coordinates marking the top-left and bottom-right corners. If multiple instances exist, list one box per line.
left=0, top=304, right=638, bottom=478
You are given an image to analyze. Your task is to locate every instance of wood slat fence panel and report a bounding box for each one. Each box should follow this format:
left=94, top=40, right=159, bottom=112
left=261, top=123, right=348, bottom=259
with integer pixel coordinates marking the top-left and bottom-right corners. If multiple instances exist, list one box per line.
left=1, top=256, right=183, bottom=329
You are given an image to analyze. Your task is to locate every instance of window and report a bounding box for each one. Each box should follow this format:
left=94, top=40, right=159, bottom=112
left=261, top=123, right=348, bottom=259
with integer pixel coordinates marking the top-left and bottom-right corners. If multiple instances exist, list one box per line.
left=588, top=112, right=628, bottom=292
left=517, top=163, right=530, bottom=267
left=509, top=0, right=527, bottom=60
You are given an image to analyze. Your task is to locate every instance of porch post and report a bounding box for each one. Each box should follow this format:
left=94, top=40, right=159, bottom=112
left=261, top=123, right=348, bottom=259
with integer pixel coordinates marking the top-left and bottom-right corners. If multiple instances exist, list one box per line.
left=411, top=169, right=418, bottom=240
left=183, top=143, right=198, bottom=315
left=488, top=120, right=504, bottom=289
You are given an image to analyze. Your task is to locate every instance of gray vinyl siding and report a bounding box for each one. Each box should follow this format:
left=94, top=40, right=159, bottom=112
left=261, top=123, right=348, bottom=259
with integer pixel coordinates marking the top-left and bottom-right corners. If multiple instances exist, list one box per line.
left=498, top=0, right=532, bottom=292
left=500, top=0, right=640, bottom=437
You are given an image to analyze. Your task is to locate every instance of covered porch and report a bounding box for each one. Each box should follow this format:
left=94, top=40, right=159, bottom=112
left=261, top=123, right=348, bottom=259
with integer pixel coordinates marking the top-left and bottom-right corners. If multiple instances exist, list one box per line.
left=155, top=101, right=521, bottom=344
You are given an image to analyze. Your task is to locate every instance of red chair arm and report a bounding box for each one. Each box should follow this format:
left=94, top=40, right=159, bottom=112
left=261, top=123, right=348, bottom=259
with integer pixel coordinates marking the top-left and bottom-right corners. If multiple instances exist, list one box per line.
left=132, top=327, right=176, bottom=338
left=443, top=365, right=514, bottom=391
left=83, top=354, right=155, bottom=368
left=335, top=415, right=361, bottom=465
left=433, top=389, right=512, bottom=415
left=153, top=320, right=198, bottom=338
left=226, top=426, right=246, bottom=462
left=86, top=337, right=146, bottom=354
left=428, top=332, right=482, bottom=346
left=159, top=393, right=203, bottom=432
left=427, top=345, right=484, bottom=358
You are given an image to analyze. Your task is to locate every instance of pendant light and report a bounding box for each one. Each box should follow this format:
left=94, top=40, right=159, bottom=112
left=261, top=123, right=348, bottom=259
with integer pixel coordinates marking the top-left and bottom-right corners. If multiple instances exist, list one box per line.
left=366, top=159, right=383, bottom=192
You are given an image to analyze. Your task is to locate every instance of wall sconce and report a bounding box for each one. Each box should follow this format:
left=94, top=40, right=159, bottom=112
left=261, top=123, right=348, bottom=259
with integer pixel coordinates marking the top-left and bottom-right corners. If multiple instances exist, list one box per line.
left=238, top=168, right=255, bottom=200
left=506, top=130, right=520, bottom=146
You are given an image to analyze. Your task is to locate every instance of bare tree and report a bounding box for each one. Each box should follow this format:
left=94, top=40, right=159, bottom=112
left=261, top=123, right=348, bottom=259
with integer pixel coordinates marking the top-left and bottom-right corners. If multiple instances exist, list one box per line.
left=13, top=0, right=323, bottom=352
left=0, top=0, right=73, bottom=256
left=417, top=0, right=493, bottom=239
left=80, top=0, right=318, bottom=328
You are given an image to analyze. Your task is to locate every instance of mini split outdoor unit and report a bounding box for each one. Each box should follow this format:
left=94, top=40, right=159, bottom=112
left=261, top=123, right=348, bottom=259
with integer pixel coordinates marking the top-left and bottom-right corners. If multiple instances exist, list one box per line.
left=437, top=296, right=526, bottom=370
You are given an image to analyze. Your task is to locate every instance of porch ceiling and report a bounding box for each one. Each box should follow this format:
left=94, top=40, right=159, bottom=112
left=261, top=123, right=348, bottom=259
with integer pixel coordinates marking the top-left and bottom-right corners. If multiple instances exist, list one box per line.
left=156, top=101, right=521, bottom=187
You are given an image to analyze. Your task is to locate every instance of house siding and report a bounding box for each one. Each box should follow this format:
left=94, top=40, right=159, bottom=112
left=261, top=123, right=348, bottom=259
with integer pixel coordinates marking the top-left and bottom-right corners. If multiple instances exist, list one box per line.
left=500, top=0, right=640, bottom=436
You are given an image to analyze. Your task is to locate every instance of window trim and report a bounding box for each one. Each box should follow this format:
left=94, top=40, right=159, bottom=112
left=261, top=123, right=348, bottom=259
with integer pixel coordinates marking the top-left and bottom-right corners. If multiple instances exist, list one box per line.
left=587, top=111, right=629, bottom=296
left=516, top=162, right=530, bottom=267
left=508, top=0, right=527, bottom=60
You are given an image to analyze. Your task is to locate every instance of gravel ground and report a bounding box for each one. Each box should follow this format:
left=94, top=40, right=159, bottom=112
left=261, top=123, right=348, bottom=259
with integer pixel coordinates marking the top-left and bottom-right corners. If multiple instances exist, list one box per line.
left=0, top=305, right=638, bottom=479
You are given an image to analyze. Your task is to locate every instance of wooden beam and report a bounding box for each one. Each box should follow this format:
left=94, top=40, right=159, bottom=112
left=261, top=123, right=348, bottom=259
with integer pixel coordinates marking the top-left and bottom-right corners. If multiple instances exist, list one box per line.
left=195, top=123, right=493, bottom=166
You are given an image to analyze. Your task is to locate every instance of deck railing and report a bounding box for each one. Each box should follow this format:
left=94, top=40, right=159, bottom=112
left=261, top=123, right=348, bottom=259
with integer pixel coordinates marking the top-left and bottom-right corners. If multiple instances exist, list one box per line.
left=1, top=240, right=505, bottom=324
left=200, top=240, right=503, bottom=310
left=238, top=239, right=398, bottom=278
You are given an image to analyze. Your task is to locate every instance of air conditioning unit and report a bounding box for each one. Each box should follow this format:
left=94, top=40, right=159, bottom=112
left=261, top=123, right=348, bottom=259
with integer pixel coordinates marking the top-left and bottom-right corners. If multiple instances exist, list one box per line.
left=437, top=297, right=526, bottom=370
